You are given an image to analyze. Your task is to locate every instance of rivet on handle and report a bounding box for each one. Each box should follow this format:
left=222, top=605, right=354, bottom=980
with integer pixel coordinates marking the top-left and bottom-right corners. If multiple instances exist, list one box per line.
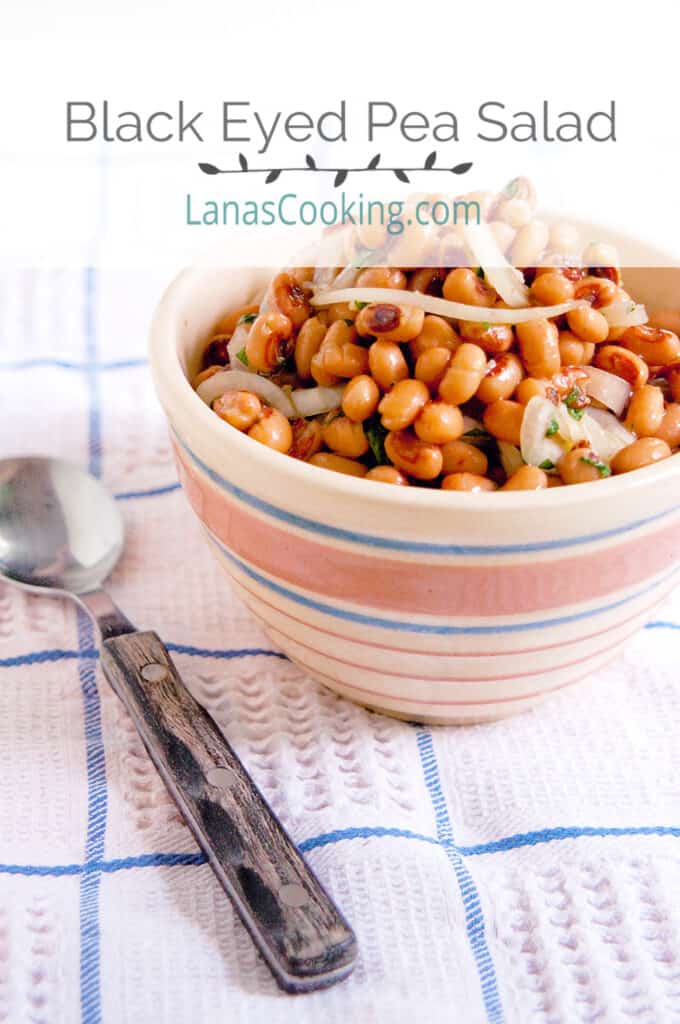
left=140, top=663, right=169, bottom=683
left=279, top=884, right=309, bottom=908
left=205, top=765, right=234, bottom=788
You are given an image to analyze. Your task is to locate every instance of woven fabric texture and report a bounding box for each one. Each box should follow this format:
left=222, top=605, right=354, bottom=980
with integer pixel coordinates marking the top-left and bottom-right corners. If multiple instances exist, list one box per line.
left=0, top=268, right=679, bottom=1024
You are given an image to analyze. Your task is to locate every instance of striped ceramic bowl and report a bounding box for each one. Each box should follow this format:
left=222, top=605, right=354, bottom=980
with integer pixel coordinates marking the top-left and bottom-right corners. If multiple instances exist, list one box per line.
left=150, top=264, right=680, bottom=724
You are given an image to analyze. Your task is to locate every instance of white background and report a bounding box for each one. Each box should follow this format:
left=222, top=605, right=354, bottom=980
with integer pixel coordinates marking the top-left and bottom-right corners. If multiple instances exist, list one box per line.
left=0, top=0, right=679, bottom=268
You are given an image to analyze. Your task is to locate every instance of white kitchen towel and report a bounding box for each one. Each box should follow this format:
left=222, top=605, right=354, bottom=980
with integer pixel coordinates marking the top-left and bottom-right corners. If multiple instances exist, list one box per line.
left=1, top=266, right=680, bottom=1024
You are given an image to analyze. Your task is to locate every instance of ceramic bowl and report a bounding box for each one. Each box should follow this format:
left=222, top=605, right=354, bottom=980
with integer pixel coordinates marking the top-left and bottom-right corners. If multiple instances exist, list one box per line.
left=149, top=254, right=680, bottom=724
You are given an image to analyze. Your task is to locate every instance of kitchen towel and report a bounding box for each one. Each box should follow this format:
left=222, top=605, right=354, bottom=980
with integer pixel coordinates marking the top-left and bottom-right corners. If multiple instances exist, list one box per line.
left=1, top=266, right=680, bottom=1024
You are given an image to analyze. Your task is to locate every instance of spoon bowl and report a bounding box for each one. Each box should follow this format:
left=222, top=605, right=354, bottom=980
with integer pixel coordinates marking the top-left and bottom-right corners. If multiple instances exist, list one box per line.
left=0, top=456, right=124, bottom=596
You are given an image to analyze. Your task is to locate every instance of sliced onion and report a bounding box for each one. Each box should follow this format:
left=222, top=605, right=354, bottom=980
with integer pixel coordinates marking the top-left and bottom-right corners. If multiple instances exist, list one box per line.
left=582, top=407, right=636, bottom=461
left=332, top=265, right=360, bottom=290
left=290, top=385, right=344, bottom=417
left=600, top=299, right=648, bottom=328
left=311, top=287, right=586, bottom=325
left=498, top=441, right=525, bottom=477
left=226, top=322, right=254, bottom=372
left=520, top=396, right=567, bottom=468
left=553, top=401, right=589, bottom=446
left=581, top=365, right=631, bottom=416
left=313, top=266, right=340, bottom=290
left=196, top=370, right=295, bottom=417
left=463, top=223, right=530, bottom=308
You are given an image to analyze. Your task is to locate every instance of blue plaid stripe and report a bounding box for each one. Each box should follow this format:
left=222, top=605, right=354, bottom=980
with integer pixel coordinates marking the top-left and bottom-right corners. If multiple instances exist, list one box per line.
left=415, top=728, right=504, bottom=1024
left=0, top=646, right=286, bottom=669
left=79, top=259, right=107, bottom=1024
left=2, top=821, right=680, bottom=880
left=115, top=482, right=182, bottom=500
left=77, top=610, right=107, bottom=1024
left=0, top=357, right=148, bottom=371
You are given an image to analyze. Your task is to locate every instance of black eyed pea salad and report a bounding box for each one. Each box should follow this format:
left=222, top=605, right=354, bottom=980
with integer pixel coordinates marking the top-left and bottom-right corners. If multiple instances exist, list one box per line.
left=193, top=195, right=680, bottom=491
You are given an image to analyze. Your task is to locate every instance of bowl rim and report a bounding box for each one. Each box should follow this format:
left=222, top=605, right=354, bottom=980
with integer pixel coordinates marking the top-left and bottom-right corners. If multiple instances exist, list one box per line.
left=150, top=263, right=680, bottom=514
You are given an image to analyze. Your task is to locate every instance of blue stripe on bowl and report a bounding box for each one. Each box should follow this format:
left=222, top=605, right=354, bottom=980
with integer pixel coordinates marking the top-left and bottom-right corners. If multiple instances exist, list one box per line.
left=176, top=432, right=679, bottom=557
left=209, top=530, right=679, bottom=636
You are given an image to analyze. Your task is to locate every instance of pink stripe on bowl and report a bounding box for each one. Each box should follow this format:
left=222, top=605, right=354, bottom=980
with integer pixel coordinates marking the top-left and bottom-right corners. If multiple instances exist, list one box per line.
left=175, top=444, right=679, bottom=618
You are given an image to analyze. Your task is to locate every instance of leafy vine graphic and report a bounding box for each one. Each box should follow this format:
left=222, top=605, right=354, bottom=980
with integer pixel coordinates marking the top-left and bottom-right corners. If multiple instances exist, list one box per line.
left=198, top=151, right=473, bottom=186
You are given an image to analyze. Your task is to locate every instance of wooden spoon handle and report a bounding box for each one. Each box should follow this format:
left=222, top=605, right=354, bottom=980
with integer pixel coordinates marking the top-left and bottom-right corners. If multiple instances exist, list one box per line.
left=100, top=629, right=357, bottom=993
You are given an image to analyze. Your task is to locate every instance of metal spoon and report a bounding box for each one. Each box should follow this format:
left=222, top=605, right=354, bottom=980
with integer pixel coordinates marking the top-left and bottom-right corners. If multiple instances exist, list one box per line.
left=0, top=456, right=356, bottom=992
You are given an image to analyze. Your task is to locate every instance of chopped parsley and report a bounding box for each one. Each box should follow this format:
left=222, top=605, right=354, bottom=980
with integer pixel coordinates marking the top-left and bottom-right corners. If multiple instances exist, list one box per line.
left=343, top=319, right=355, bottom=327
left=565, top=385, right=586, bottom=420
left=580, top=455, right=611, bottom=478
left=353, top=301, right=369, bottom=311
left=238, top=312, right=257, bottom=325
left=475, top=266, right=485, bottom=279
left=463, top=427, right=490, bottom=439
left=479, top=322, right=491, bottom=332
left=364, top=415, right=389, bottom=465
left=235, top=348, right=249, bottom=366
left=503, top=178, right=520, bottom=198
left=538, top=459, right=556, bottom=471
left=545, top=418, right=559, bottom=438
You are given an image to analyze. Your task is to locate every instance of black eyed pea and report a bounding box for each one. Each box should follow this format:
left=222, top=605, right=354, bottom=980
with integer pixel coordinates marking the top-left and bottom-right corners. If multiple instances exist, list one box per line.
left=624, top=385, right=665, bottom=437
left=516, top=319, right=561, bottom=379
left=558, top=446, right=609, bottom=485
left=501, top=466, right=549, bottom=490
left=510, top=220, right=549, bottom=268
left=530, top=272, right=575, bottom=306
left=245, top=312, right=294, bottom=373
left=566, top=306, right=609, bottom=345
left=414, top=347, right=454, bottom=393
left=440, top=440, right=489, bottom=477
left=558, top=331, right=595, bottom=367
left=342, top=375, right=381, bottom=422
left=611, top=437, right=672, bottom=474
left=483, top=400, right=525, bottom=446
left=442, top=472, right=496, bottom=492
left=414, top=401, right=465, bottom=445
left=356, top=267, right=407, bottom=290
left=438, top=343, right=487, bottom=406
left=269, top=271, right=310, bottom=327
left=289, top=418, right=323, bottom=460
left=409, top=315, right=460, bottom=359
left=355, top=303, right=425, bottom=342
left=378, top=379, right=430, bottom=431
left=309, top=452, right=368, bottom=477
left=574, top=275, right=618, bottom=309
left=655, top=404, right=680, bottom=448
left=365, top=466, right=410, bottom=485
left=321, top=415, right=370, bottom=459
left=459, top=321, right=514, bottom=355
left=476, top=353, right=524, bottom=404
left=248, top=406, right=293, bottom=453
left=368, top=340, right=409, bottom=391
left=212, top=390, right=262, bottom=431
left=384, top=430, right=443, bottom=481
left=621, top=326, right=680, bottom=367
left=295, top=316, right=327, bottom=379
left=442, top=268, right=496, bottom=307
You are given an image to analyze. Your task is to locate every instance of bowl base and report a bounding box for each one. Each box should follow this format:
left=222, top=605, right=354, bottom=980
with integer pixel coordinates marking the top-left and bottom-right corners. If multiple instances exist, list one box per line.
left=281, top=651, right=553, bottom=726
